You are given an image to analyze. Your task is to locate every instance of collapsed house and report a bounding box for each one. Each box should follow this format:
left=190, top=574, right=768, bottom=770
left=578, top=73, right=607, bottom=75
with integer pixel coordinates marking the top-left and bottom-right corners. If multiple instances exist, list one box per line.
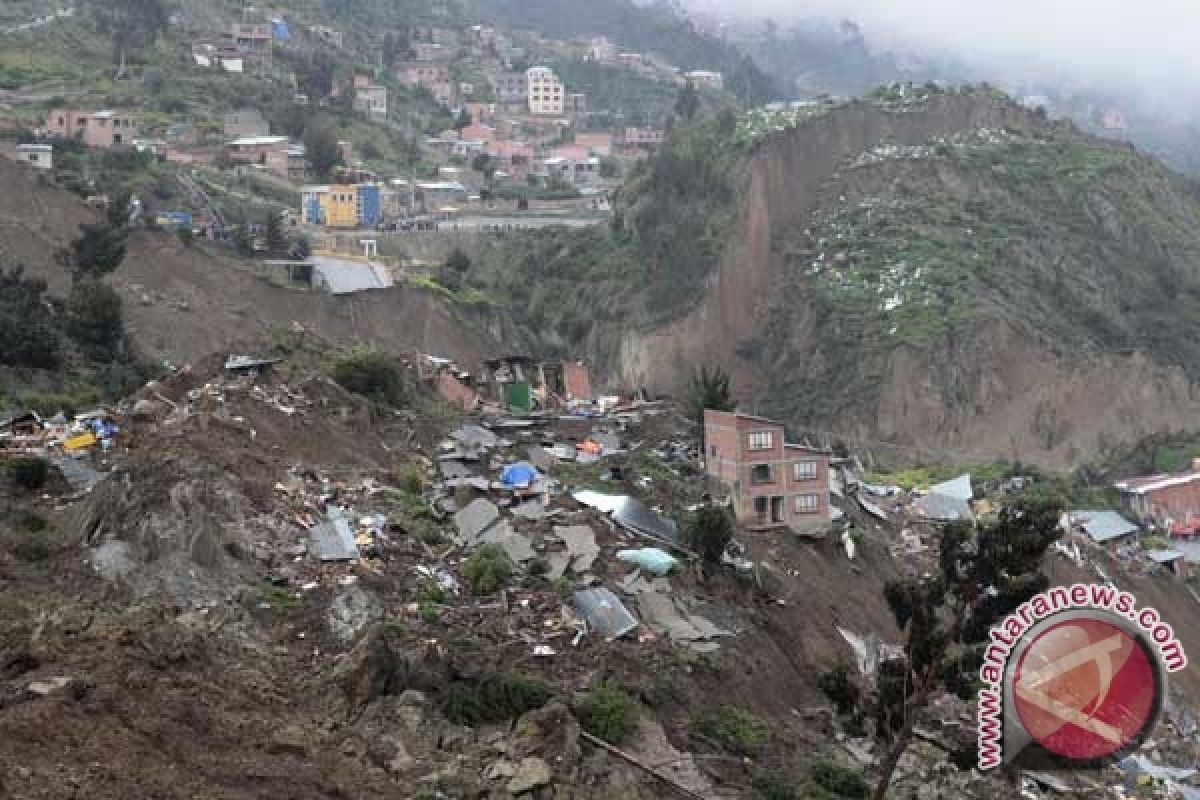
left=479, top=356, right=592, bottom=414
left=1114, top=461, right=1200, bottom=537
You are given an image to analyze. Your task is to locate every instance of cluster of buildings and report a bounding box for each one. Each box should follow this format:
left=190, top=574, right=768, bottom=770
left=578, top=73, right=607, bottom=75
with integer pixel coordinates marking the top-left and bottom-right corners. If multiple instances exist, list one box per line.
left=20, top=14, right=731, bottom=235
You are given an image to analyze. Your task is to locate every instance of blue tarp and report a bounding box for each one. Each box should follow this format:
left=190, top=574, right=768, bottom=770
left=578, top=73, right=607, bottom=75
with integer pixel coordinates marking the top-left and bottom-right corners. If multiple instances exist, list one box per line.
left=270, top=18, right=290, bottom=40
left=500, top=462, right=538, bottom=488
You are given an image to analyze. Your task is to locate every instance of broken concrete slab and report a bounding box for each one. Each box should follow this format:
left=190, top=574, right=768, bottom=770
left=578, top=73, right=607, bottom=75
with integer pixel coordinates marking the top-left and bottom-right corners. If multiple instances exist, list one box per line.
left=439, top=460, right=474, bottom=479
left=525, top=446, right=556, bottom=471
left=637, top=593, right=730, bottom=644
left=553, top=525, right=599, bottom=573
left=453, top=498, right=500, bottom=545
left=480, top=520, right=536, bottom=563
left=545, top=551, right=571, bottom=581
left=513, top=498, right=548, bottom=519
left=451, top=424, right=499, bottom=450
left=615, top=572, right=671, bottom=595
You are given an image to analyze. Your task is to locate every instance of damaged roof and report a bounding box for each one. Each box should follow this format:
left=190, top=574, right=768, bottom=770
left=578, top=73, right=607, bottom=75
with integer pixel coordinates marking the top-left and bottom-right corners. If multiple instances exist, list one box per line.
left=1065, top=510, right=1138, bottom=542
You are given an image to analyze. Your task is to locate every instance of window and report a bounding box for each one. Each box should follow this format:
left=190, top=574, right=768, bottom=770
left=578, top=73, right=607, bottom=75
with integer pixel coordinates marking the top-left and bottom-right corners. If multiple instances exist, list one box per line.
left=747, top=431, right=773, bottom=451
left=794, top=494, right=820, bottom=514
left=753, top=497, right=768, bottom=515
left=750, top=464, right=774, bottom=485
left=793, top=460, right=817, bottom=481
left=709, top=445, right=716, bottom=458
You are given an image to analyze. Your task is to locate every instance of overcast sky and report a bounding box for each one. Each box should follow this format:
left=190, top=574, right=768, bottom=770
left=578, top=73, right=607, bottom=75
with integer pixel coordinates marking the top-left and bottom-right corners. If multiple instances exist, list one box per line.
left=685, top=0, right=1200, bottom=100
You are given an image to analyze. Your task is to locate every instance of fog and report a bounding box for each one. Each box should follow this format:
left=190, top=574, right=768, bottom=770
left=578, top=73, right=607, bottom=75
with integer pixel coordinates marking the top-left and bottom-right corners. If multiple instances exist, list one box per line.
left=685, top=0, right=1200, bottom=102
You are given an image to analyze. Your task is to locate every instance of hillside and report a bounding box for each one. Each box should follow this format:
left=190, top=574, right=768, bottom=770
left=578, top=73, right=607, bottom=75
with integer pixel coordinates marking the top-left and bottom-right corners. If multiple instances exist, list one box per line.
left=0, top=156, right=503, bottom=412
left=472, top=85, right=1200, bottom=466
left=476, top=0, right=777, bottom=104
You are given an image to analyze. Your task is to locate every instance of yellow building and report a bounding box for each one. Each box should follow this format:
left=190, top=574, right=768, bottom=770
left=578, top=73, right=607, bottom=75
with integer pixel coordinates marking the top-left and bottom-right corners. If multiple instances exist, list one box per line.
left=319, top=185, right=359, bottom=228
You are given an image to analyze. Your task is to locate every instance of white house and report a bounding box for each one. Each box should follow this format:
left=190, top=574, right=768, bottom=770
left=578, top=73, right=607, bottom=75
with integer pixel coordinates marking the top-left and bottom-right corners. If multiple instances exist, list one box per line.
left=526, top=66, right=564, bottom=116
left=16, top=143, right=53, bottom=170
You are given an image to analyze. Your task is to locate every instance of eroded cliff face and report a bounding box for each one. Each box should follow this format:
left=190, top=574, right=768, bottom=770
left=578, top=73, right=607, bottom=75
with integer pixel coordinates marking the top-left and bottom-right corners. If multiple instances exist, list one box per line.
left=611, top=94, right=1200, bottom=467
left=614, top=93, right=1040, bottom=392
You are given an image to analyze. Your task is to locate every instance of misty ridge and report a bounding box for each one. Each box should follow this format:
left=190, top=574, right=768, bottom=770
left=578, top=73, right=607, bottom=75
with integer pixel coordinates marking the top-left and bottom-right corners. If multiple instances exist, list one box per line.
left=677, top=0, right=1200, bottom=169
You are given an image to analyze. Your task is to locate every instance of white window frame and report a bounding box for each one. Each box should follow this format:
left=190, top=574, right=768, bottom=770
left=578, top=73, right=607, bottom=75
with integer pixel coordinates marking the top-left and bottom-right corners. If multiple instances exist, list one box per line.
left=793, top=460, right=817, bottom=481
left=794, top=494, right=820, bottom=514
left=747, top=430, right=773, bottom=451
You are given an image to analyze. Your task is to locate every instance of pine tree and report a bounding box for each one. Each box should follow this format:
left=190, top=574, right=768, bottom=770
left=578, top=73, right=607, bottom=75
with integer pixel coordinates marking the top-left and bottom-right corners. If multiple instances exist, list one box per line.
left=265, top=211, right=286, bottom=255
left=687, top=365, right=735, bottom=426
left=870, top=497, right=1062, bottom=799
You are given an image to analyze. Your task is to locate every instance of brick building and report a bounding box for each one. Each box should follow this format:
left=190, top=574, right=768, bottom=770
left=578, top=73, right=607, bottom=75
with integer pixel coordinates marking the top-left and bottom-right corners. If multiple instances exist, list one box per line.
left=703, top=410, right=830, bottom=534
left=1115, top=462, right=1200, bottom=536
left=47, top=109, right=138, bottom=148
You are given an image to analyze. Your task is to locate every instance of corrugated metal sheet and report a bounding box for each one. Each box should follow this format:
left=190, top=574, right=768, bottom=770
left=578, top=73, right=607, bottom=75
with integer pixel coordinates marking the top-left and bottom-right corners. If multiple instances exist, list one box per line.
left=1067, top=510, right=1138, bottom=542
left=929, top=474, right=973, bottom=501
left=913, top=492, right=972, bottom=522
left=574, top=588, right=638, bottom=640
left=311, top=257, right=388, bottom=295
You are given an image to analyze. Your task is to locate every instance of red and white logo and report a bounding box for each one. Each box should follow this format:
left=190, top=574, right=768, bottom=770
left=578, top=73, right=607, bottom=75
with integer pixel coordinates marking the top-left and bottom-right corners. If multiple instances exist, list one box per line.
left=1011, top=616, right=1158, bottom=762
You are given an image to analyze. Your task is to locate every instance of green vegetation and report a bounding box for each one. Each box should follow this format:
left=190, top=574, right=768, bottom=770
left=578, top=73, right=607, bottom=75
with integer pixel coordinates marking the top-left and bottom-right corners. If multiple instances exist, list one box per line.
left=551, top=59, right=681, bottom=127
left=753, top=772, right=801, bottom=800
left=0, top=266, right=62, bottom=370
left=479, top=0, right=777, bottom=103
left=686, top=505, right=735, bottom=567
left=817, top=664, right=861, bottom=716
left=578, top=684, right=638, bottom=744
left=871, top=497, right=1061, bottom=798
left=330, top=351, right=408, bottom=407
left=259, top=584, right=302, bottom=613
left=442, top=672, right=552, bottom=726
left=461, top=544, right=514, bottom=595
left=686, top=365, right=735, bottom=426
left=474, top=112, right=744, bottom=344
left=692, top=706, right=769, bottom=755
left=7, top=457, right=50, bottom=490
left=810, top=759, right=870, bottom=799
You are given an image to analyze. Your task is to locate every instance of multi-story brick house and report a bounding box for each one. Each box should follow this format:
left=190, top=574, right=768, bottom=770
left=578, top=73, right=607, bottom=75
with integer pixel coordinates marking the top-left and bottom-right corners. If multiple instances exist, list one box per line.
left=703, top=410, right=830, bottom=534
left=1115, top=462, right=1200, bottom=536
left=47, top=109, right=138, bottom=148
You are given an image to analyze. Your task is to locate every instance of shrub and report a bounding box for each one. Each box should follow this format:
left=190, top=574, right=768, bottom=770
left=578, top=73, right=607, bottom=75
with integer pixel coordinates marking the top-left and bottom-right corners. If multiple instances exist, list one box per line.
left=66, top=280, right=125, bottom=360
left=8, top=457, right=49, bottom=490
left=419, top=603, right=439, bottom=625
left=692, top=706, right=768, bottom=755
left=687, top=505, right=734, bottom=565
left=330, top=351, right=407, bottom=407
left=753, top=772, right=801, bottom=800
left=399, top=466, right=425, bottom=494
left=817, top=664, right=861, bottom=715
left=810, top=758, right=869, bottom=799
left=461, top=544, right=513, bottom=595
left=417, top=582, right=448, bottom=606
left=442, top=672, right=551, bottom=726
left=579, top=684, right=638, bottom=744
left=12, top=534, right=51, bottom=562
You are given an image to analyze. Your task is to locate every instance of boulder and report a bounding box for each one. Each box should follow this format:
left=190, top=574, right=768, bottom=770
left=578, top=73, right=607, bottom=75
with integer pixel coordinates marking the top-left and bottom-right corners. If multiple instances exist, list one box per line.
left=507, top=757, right=552, bottom=795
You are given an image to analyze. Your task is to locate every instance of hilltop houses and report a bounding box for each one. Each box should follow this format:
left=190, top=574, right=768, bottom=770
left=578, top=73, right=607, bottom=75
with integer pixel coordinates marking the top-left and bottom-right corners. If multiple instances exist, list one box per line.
left=47, top=109, right=138, bottom=148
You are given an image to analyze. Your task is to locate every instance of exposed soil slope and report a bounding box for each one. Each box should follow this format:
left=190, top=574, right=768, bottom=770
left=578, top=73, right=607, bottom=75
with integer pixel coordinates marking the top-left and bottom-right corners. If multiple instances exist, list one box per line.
left=0, top=157, right=500, bottom=370
left=609, top=92, right=1200, bottom=466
